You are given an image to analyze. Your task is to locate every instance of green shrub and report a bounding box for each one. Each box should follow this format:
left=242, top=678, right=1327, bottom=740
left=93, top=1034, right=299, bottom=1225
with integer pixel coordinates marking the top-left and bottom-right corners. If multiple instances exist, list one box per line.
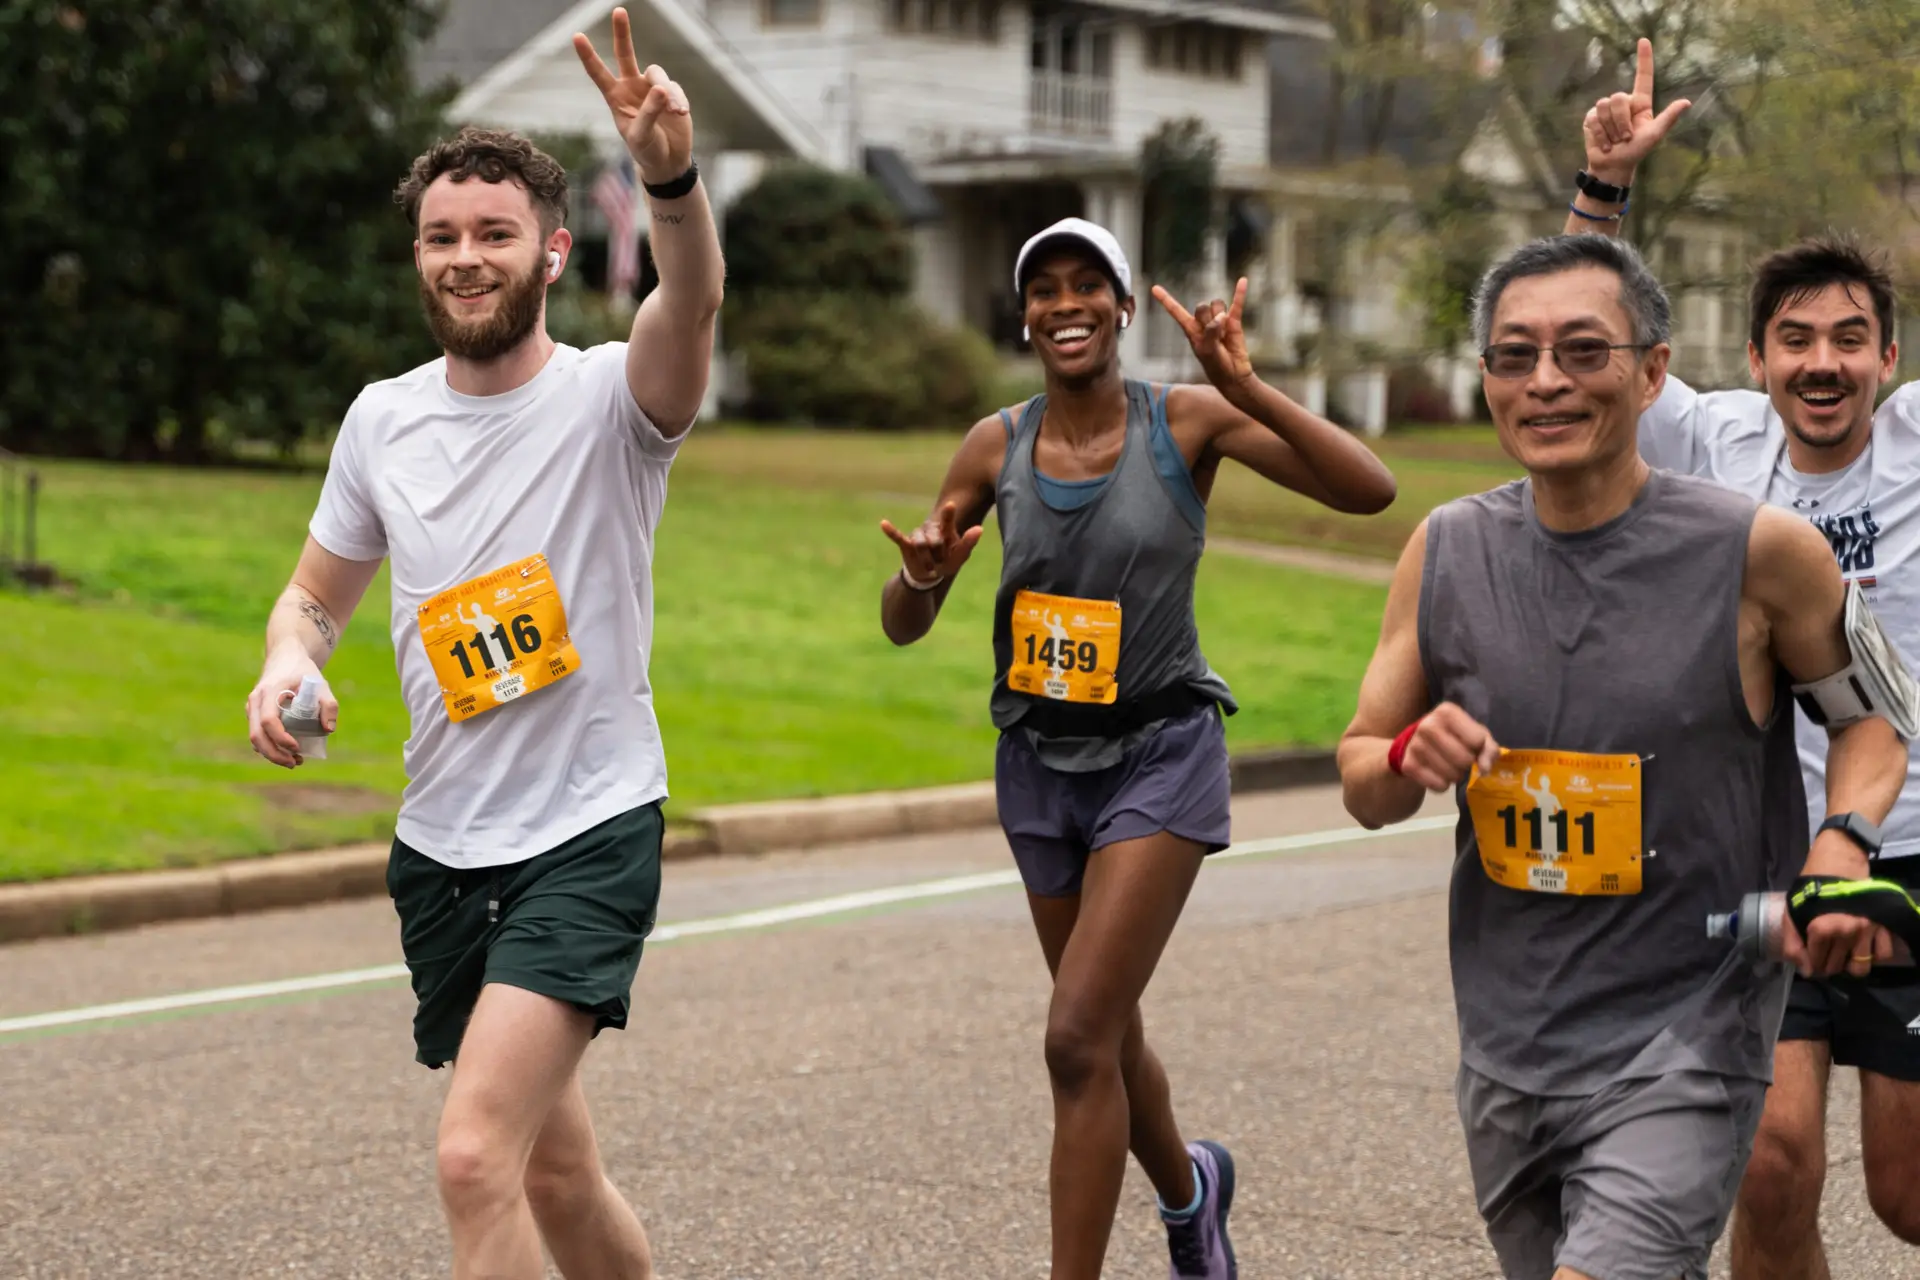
left=730, top=294, right=998, bottom=429
left=722, top=164, right=914, bottom=305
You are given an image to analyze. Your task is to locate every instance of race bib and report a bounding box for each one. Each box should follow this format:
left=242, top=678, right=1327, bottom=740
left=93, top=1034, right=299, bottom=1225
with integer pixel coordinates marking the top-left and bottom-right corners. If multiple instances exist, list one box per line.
left=1008, top=589, right=1121, bottom=704
left=419, top=553, right=581, bottom=723
left=1465, top=749, right=1643, bottom=895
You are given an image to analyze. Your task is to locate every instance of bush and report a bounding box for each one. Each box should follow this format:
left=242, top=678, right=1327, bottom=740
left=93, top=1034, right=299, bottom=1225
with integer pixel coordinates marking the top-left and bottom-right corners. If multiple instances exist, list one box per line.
left=722, top=163, right=914, bottom=306
left=730, top=294, right=999, bottom=429
left=1387, top=362, right=1458, bottom=425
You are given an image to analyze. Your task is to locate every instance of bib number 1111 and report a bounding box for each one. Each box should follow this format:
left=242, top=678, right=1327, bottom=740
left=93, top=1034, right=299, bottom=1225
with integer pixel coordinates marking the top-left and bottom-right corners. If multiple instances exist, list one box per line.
left=1494, top=804, right=1595, bottom=855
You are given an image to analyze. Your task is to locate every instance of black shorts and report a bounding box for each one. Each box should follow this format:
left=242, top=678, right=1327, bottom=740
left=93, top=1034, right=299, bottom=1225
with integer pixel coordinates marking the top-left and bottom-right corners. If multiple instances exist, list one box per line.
left=386, top=803, right=664, bottom=1068
left=1779, top=858, right=1920, bottom=1081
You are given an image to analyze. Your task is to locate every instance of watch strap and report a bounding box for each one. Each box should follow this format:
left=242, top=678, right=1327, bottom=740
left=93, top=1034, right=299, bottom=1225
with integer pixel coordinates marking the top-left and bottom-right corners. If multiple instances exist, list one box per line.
left=1818, top=812, right=1884, bottom=860
left=1574, top=169, right=1632, bottom=204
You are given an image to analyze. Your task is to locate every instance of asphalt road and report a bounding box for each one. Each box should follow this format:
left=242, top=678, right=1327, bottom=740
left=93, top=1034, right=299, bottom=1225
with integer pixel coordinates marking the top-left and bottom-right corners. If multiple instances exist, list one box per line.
left=1, top=786, right=1911, bottom=1279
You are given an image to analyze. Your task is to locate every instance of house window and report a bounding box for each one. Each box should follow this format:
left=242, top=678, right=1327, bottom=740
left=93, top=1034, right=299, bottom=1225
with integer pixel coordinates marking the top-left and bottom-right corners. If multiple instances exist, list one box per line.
left=763, top=0, right=822, bottom=26
left=1146, top=22, right=1243, bottom=81
left=886, top=0, right=1000, bottom=39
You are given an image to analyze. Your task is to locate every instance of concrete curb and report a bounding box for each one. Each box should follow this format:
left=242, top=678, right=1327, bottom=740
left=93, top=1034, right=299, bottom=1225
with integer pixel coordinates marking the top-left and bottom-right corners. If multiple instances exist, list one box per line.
left=0, top=748, right=1337, bottom=945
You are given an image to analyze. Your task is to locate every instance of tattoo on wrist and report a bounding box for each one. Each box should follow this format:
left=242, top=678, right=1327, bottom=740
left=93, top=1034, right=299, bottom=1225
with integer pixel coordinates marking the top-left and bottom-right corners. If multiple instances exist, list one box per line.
left=296, top=598, right=339, bottom=652
left=652, top=211, right=684, bottom=225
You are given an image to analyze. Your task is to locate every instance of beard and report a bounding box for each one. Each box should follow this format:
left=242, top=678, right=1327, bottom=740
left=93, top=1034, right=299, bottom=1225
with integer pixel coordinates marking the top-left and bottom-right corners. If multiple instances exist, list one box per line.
left=418, top=258, right=546, bottom=362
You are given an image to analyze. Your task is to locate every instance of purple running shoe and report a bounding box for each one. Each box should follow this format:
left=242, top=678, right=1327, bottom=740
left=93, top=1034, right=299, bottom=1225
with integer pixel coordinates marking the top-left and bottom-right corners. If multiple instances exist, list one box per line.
left=1160, top=1139, right=1236, bottom=1279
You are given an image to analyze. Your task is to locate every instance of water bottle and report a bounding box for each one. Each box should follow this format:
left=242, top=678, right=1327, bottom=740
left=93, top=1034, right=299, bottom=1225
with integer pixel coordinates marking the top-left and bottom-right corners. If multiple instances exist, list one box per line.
left=277, top=673, right=331, bottom=761
left=1708, top=890, right=1916, bottom=968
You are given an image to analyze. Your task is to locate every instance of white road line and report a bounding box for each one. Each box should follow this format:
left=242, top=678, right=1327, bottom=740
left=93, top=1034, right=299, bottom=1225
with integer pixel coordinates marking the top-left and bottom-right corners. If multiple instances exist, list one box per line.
left=0, top=814, right=1453, bottom=1036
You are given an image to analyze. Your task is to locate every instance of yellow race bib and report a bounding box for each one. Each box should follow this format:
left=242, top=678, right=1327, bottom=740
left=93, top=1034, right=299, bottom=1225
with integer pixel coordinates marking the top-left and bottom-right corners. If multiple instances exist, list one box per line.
left=1008, top=589, right=1121, bottom=704
left=419, top=553, right=582, bottom=723
left=1465, top=749, right=1643, bottom=895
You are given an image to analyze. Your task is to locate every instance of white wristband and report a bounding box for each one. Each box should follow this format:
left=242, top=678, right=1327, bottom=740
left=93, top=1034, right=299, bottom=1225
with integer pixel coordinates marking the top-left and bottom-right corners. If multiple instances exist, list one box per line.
left=899, top=565, right=945, bottom=592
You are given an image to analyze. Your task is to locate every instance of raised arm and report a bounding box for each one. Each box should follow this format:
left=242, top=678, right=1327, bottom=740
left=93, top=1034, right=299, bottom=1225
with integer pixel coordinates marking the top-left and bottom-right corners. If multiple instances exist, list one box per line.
left=575, top=8, right=725, bottom=436
left=1337, top=519, right=1499, bottom=828
left=246, top=537, right=383, bottom=768
left=1748, top=507, right=1911, bottom=975
left=1562, top=38, right=1692, bottom=237
left=1153, top=278, right=1397, bottom=513
left=878, top=415, right=1004, bottom=646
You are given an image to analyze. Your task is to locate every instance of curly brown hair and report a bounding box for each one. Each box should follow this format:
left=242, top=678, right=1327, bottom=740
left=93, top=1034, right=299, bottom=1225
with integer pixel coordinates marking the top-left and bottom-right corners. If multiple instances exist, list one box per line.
left=394, top=126, right=570, bottom=235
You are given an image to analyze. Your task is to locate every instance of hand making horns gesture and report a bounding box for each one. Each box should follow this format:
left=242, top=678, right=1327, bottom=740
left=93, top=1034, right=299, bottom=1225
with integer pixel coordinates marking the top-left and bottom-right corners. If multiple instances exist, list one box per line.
left=574, top=7, right=695, bottom=184
left=1585, top=38, right=1693, bottom=180
left=1152, top=278, right=1254, bottom=391
left=881, top=501, right=985, bottom=589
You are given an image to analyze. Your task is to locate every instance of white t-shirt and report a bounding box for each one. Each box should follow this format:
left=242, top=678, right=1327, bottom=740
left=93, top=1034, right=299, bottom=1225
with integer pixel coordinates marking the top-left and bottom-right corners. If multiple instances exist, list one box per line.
left=309, top=343, right=682, bottom=869
left=1640, top=374, right=1920, bottom=859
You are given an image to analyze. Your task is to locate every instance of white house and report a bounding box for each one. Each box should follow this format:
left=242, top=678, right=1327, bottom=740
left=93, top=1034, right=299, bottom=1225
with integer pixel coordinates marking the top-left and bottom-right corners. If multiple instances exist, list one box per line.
left=438, top=0, right=1330, bottom=405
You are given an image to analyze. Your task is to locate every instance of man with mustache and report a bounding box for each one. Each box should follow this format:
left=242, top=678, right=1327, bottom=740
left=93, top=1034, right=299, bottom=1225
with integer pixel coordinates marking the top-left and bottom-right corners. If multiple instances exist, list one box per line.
left=242, top=10, right=719, bottom=1277
left=1566, top=39, right=1920, bottom=1279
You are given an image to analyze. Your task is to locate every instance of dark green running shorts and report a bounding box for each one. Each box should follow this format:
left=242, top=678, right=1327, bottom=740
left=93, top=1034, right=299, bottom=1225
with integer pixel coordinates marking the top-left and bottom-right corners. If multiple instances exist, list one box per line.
left=386, top=802, right=664, bottom=1068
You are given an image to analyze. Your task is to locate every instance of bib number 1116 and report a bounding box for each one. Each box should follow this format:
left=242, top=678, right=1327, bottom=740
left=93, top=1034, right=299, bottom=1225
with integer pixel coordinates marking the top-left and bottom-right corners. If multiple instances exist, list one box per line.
left=447, top=614, right=543, bottom=678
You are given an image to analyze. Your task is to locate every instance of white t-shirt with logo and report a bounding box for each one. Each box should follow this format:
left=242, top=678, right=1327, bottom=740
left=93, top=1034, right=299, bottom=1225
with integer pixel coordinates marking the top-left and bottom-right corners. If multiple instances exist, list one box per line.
left=1640, top=375, right=1920, bottom=859
left=309, top=343, right=682, bottom=869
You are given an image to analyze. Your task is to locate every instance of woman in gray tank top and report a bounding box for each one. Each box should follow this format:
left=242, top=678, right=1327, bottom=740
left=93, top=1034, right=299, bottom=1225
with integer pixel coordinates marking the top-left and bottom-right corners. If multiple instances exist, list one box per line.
left=875, top=216, right=1397, bottom=1280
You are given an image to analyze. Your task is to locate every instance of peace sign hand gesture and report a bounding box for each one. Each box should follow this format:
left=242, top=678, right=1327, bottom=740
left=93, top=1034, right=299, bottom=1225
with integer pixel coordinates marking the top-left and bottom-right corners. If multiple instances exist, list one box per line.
left=1152, top=278, right=1254, bottom=391
left=574, top=7, right=694, bottom=185
left=880, top=502, right=984, bottom=589
left=1584, top=38, right=1692, bottom=186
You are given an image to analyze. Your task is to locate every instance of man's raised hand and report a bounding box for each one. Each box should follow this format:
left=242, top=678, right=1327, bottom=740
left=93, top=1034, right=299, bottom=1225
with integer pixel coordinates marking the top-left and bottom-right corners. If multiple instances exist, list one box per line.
left=574, top=7, right=693, bottom=185
left=881, top=501, right=984, bottom=589
left=1584, top=38, right=1692, bottom=187
left=1152, top=278, right=1254, bottom=390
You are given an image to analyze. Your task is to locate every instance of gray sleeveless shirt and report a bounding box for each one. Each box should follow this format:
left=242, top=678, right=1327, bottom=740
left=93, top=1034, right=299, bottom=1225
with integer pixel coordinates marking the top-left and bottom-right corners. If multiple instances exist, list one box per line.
left=991, top=380, right=1235, bottom=771
left=1420, top=471, right=1805, bottom=1095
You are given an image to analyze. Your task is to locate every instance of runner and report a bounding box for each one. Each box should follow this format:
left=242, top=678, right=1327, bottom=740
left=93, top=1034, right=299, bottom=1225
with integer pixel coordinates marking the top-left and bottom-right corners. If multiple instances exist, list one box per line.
left=242, top=11, right=719, bottom=1278
left=1338, top=230, right=1910, bottom=1280
left=1566, top=41, right=1920, bottom=1276
left=877, top=216, right=1397, bottom=1279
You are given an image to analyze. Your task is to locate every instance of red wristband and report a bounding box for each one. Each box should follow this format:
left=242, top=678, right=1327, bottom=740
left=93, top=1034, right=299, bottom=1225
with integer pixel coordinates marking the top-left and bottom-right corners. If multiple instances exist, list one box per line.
left=1387, top=717, right=1424, bottom=776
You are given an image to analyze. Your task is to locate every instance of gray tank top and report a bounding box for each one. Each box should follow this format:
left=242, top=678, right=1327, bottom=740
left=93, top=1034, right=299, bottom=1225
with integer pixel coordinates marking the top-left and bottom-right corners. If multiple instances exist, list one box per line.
left=1421, top=470, right=1805, bottom=1095
left=991, top=380, right=1236, bottom=772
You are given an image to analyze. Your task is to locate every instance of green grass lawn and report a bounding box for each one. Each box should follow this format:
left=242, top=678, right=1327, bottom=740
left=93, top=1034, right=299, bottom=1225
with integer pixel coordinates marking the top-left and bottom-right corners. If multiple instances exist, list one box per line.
left=0, top=425, right=1518, bottom=882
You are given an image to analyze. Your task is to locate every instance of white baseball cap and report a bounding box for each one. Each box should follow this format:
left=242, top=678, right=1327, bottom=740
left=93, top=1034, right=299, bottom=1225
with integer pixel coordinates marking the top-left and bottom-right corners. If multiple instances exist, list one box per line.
left=1013, top=217, right=1133, bottom=300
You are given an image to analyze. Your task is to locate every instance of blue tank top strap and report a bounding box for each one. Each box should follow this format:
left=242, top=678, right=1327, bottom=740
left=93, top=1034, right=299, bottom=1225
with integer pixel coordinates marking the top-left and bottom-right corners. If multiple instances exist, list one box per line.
left=1146, top=382, right=1207, bottom=532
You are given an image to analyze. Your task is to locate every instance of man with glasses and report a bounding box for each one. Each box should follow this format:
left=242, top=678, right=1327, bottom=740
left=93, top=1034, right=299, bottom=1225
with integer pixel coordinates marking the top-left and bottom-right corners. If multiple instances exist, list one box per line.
left=1566, top=41, right=1920, bottom=1276
left=1336, top=232, right=1909, bottom=1280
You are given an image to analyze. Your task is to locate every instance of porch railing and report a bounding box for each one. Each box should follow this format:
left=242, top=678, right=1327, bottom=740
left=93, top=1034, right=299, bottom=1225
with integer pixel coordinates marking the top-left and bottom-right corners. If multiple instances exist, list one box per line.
left=1029, top=69, right=1112, bottom=139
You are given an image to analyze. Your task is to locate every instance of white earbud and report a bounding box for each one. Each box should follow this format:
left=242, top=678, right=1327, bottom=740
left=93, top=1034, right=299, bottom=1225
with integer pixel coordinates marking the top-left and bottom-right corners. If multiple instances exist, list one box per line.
left=1119, top=313, right=1130, bottom=330
left=1022, top=324, right=1031, bottom=343
left=547, top=250, right=561, bottom=279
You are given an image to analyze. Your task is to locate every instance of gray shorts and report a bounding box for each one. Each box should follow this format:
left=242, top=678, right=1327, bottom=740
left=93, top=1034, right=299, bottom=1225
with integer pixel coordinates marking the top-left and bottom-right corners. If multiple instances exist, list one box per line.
left=994, top=704, right=1232, bottom=897
left=1457, top=1064, right=1766, bottom=1280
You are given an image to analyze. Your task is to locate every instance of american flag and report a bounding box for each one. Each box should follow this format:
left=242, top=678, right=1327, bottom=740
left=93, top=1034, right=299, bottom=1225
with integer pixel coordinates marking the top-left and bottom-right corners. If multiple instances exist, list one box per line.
left=592, top=156, right=639, bottom=301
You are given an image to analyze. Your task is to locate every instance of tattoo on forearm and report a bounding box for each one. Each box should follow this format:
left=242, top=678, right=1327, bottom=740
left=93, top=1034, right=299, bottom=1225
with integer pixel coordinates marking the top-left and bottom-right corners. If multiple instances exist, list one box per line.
left=653, top=211, right=684, bottom=225
left=296, top=598, right=339, bottom=652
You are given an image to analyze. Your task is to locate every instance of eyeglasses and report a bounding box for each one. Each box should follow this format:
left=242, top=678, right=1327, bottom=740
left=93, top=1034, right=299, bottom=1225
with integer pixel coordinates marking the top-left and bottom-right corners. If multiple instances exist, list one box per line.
left=1482, top=338, right=1651, bottom=379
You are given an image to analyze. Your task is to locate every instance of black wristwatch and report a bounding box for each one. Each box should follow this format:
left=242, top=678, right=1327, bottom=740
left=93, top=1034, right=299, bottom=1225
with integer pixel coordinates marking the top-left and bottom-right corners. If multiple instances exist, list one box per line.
left=1817, top=811, right=1884, bottom=861
left=1574, top=169, right=1632, bottom=204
